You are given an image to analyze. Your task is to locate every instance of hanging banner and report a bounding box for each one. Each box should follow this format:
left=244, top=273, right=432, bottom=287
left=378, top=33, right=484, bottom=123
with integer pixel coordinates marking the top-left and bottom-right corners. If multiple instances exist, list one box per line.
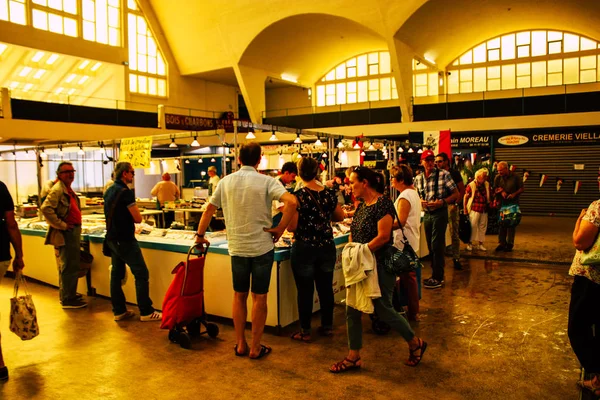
left=496, top=132, right=600, bottom=147
left=119, top=136, right=153, bottom=168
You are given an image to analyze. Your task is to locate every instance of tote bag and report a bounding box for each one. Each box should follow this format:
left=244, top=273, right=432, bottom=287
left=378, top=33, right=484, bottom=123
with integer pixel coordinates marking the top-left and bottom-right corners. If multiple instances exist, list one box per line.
left=10, top=273, right=40, bottom=341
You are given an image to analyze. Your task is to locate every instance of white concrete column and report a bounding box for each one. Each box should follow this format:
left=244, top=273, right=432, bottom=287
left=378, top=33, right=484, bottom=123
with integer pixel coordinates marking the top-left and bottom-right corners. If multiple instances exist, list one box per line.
left=387, top=38, right=415, bottom=123
left=1, top=87, right=12, bottom=119
left=233, top=64, right=267, bottom=124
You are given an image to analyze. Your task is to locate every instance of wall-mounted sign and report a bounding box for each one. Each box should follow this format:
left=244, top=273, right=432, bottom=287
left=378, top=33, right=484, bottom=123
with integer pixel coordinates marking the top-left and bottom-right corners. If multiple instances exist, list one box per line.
left=165, top=113, right=218, bottom=131
left=451, top=135, right=490, bottom=148
left=119, top=136, right=153, bottom=168
left=497, top=135, right=529, bottom=146
left=496, top=132, right=600, bottom=147
left=574, top=164, right=585, bottom=170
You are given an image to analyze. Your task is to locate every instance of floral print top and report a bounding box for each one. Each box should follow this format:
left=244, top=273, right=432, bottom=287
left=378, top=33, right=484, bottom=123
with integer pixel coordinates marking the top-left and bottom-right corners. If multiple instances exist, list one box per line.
left=569, top=200, right=600, bottom=284
left=350, top=196, right=396, bottom=255
left=294, top=187, right=338, bottom=247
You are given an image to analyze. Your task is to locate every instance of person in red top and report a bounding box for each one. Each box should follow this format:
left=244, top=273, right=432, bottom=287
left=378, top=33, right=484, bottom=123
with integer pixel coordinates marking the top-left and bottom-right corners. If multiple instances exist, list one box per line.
left=41, top=161, right=86, bottom=309
left=463, top=168, right=491, bottom=251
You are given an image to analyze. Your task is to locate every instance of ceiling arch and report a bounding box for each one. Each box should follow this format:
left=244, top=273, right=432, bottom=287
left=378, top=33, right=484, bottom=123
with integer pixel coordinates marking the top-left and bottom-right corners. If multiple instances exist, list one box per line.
left=395, top=0, right=600, bottom=69
left=239, top=13, right=387, bottom=86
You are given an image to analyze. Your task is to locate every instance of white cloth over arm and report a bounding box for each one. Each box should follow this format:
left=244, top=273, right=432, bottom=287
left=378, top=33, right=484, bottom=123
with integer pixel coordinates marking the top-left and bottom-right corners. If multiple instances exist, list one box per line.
left=342, top=242, right=381, bottom=313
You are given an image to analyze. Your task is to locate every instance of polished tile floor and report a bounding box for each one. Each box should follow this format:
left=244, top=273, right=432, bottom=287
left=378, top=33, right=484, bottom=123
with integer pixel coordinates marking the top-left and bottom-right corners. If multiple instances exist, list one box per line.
left=0, top=255, right=581, bottom=400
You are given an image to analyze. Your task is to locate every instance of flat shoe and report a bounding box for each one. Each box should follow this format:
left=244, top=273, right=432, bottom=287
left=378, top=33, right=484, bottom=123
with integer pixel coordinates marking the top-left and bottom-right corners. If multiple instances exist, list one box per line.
left=291, top=331, right=312, bottom=343
left=249, top=344, right=272, bottom=360
left=234, top=344, right=248, bottom=357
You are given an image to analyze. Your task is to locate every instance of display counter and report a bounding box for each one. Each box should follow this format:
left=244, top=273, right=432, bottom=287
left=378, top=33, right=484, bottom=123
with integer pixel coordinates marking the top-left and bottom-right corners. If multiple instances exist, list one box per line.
left=18, top=225, right=349, bottom=331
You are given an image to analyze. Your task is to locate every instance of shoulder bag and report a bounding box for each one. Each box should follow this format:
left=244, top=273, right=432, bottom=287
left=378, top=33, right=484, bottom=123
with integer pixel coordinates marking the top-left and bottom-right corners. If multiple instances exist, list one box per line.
left=580, top=232, right=600, bottom=266
left=10, top=272, right=39, bottom=341
left=383, top=210, right=421, bottom=276
left=102, top=188, right=127, bottom=257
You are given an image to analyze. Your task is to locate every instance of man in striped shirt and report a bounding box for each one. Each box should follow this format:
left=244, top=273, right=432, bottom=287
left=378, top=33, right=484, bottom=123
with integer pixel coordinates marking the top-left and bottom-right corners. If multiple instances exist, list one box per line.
left=414, top=150, right=459, bottom=289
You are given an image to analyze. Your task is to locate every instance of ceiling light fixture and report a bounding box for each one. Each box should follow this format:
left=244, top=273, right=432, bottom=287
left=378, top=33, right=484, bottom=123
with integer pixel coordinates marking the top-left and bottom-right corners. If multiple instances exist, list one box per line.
left=280, top=73, right=298, bottom=83
left=78, top=76, right=89, bottom=84
left=66, top=73, right=76, bottom=83
left=398, top=147, right=404, bottom=153
left=269, top=130, right=278, bottom=141
left=417, top=148, right=423, bottom=154
left=197, top=158, right=203, bottom=163
left=67, top=88, right=76, bottom=96
left=408, top=148, right=414, bottom=153
left=33, top=69, right=46, bottom=79
left=337, top=140, right=344, bottom=149
left=210, top=158, right=216, bottom=162
left=314, top=137, right=322, bottom=147
left=226, top=157, right=230, bottom=162
left=169, top=138, right=177, bottom=148
left=322, top=152, right=327, bottom=158
left=31, top=51, right=44, bottom=62
left=353, top=142, right=361, bottom=149
left=79, top=60, right=90, bottom=69
left=55, top=87, right=64, bottom=95
left=185, top=159, right=190, bottom=164
left=360, top=151, right=366, bottom=156
left=91, top=62, right=102, bottom=72
left=58, top=145, right=63, bottom=157
left=46, top=54, right=59, bottom=65
left=245, top=131, right=256, bottom=140
left=23, top=83, right=33, bottom=92
left=368, top=143, right=375, bottom=151
left=191, top=136, right=199, bottom=147
left=78, top=144, right=85, bottom=156
left=294, top=134, right=302, bottom=144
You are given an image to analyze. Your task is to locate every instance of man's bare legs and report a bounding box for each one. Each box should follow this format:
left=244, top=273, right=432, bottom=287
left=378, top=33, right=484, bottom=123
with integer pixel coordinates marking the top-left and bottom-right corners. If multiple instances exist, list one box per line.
left=249, top=293, right=268, bottom=357
left=232, top=291, right=249, bottom=354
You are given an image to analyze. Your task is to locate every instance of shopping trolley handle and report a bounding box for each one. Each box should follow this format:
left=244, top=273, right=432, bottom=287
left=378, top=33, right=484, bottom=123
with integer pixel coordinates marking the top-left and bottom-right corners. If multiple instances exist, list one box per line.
left=188, top=243, right=210, bottom=259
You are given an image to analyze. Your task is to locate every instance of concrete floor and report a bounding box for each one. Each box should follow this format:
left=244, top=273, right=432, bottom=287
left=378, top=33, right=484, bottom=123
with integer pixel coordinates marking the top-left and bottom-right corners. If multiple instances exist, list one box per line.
left=0, top=216, right=585, bottom=399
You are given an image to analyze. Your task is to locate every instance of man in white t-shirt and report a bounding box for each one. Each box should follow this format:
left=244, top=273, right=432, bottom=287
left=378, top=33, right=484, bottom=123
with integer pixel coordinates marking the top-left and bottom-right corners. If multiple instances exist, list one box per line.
left=195, top=143, right=297, bottom=359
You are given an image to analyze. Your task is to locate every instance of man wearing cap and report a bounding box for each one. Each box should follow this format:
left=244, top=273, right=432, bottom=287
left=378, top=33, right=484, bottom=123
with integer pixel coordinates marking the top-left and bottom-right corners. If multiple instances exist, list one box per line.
left=414, top=149, right=460, bottom=289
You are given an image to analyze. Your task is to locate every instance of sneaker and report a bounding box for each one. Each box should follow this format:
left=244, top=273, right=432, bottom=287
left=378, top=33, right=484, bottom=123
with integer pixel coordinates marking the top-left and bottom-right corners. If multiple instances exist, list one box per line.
left=478, top=244, right=487, bottom=251
left=114, top=310, right=135, bottom=321
left=453, top=259, right=463, bottom=270
left=0, top=366, right=8, bottom=382
left=61, top=299, right=87, bottom=309
left=495, top=244, right=506, bottom=252
left=466, top=244, right=473, bottom=251
left=423, top=279, right=443, bottom=289
left=140, top=311, right=162, bottom=322
left=75, top=293, right=84, bottom=300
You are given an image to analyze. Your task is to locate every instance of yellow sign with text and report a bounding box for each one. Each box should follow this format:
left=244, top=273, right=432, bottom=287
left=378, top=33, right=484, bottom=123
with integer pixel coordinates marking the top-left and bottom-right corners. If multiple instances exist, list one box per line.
left=118, top=136, right=153, bottom=168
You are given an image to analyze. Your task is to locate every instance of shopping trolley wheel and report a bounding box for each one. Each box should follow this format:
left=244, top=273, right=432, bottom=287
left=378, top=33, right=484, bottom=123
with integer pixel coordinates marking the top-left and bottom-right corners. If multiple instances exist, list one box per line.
left=179, top=332, right=192, bottom=349
left=168, top=329, right=180, bottom=343
left=187, top=319, right=201, bottom=337
left=206, top=323, right=219, bottom=338
left=372, top=320, right=391, bottom=335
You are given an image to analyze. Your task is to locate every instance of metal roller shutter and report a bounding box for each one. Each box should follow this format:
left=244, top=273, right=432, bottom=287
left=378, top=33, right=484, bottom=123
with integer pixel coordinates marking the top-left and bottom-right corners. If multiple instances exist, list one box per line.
left=494, top=146, right=600, bottom=216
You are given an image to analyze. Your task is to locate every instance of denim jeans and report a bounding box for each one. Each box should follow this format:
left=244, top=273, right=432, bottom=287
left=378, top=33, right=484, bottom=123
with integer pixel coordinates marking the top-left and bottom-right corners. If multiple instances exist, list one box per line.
left=107, top=239, right=155, bottom=316
left=230, top=250, right=274, bottom=294
left=54, top=226, right=81, bottom=303
left=290, top=240, right=336, bottom=333
left=424, top=209, right=449, bottom=281
left=346, top=262, right=415, bottom=350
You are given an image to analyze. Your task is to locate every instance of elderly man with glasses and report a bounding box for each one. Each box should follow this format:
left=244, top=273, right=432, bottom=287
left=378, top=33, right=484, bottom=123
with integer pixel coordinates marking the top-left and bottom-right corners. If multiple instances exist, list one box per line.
left=103, top=162, right=162, bottom=322
left=41, top=161, right=87, bottom=309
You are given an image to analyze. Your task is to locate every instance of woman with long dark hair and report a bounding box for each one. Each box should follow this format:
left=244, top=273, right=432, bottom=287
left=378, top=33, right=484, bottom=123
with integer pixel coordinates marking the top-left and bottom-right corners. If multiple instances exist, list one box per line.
left=288, top=157, right=345, bottom=342
left=330, top=166, right=427, bottom=373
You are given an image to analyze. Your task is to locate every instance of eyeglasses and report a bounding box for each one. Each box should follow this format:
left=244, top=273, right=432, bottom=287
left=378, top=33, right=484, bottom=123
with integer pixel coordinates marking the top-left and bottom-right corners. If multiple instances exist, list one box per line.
left=59, top=169, right=76, bottom=174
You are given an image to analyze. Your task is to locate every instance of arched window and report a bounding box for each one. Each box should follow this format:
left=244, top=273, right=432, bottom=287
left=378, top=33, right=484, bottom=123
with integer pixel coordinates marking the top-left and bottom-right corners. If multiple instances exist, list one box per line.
left=446, top=30, right=600, bottom=94
left=315, top=51, right=398, bottom=107
left=413, top=59, right=439, bottom=97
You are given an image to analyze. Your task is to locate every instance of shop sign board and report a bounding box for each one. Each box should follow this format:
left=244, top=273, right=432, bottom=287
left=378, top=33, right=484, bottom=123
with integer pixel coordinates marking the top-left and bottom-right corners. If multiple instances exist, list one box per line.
left=451, top=134, right=491, bottom=148
left=165, top=113, right=219, bottom=131
left=119, top=136, right=153, bottom=168
left=495, top=132, right=600, bottom=147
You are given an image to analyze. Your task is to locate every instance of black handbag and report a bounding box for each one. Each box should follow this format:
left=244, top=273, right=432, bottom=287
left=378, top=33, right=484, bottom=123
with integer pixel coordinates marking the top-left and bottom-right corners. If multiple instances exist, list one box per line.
left=459, top=212, right=472, bottom=244
left=383, top=212, right=421, bottom=276
left=103, top=188, right=127, bottom=257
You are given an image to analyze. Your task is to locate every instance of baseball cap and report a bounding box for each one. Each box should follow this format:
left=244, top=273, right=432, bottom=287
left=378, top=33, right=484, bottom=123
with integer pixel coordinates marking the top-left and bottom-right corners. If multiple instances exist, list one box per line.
left=420, top=149, right=435, bottom=160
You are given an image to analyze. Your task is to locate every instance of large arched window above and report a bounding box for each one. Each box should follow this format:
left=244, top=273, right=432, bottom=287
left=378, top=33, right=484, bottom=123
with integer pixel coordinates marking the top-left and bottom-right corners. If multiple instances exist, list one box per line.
left=447, top=30, right=600, bottom=94
left=315, top=51, right=398, bottom=107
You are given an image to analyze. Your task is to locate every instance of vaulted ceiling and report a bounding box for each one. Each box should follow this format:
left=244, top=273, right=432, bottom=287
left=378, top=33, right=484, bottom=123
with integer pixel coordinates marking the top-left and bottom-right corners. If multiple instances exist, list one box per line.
left=148, top=0, right=600, bottom=86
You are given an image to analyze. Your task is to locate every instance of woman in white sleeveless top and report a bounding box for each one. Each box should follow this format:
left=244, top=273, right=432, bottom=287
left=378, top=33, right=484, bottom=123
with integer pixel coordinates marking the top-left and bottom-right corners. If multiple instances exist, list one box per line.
left=390, top=165, right=421, bottom=321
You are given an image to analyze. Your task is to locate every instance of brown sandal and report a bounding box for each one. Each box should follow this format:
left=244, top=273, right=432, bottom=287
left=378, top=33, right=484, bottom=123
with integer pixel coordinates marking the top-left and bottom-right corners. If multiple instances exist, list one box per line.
left=330, top=357, right=362, bottom=373
left=578, top=375, right=600, bottom=397
left=405, top=338, right=427, bottom=367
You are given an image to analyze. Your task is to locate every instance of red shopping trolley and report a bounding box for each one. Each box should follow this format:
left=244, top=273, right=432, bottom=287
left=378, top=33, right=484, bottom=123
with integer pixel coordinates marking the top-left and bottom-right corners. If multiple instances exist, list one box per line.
left=160, top=244, right=219, bottom=349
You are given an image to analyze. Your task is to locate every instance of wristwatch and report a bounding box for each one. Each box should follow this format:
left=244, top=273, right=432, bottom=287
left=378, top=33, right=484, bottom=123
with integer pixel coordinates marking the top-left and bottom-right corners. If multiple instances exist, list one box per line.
left=195, top=233, right=204, bottom=238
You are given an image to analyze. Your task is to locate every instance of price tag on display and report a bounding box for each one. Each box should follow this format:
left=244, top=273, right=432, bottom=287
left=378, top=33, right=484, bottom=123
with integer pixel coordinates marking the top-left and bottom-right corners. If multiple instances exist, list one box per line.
left=119, top=136, right=153, bottom=168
